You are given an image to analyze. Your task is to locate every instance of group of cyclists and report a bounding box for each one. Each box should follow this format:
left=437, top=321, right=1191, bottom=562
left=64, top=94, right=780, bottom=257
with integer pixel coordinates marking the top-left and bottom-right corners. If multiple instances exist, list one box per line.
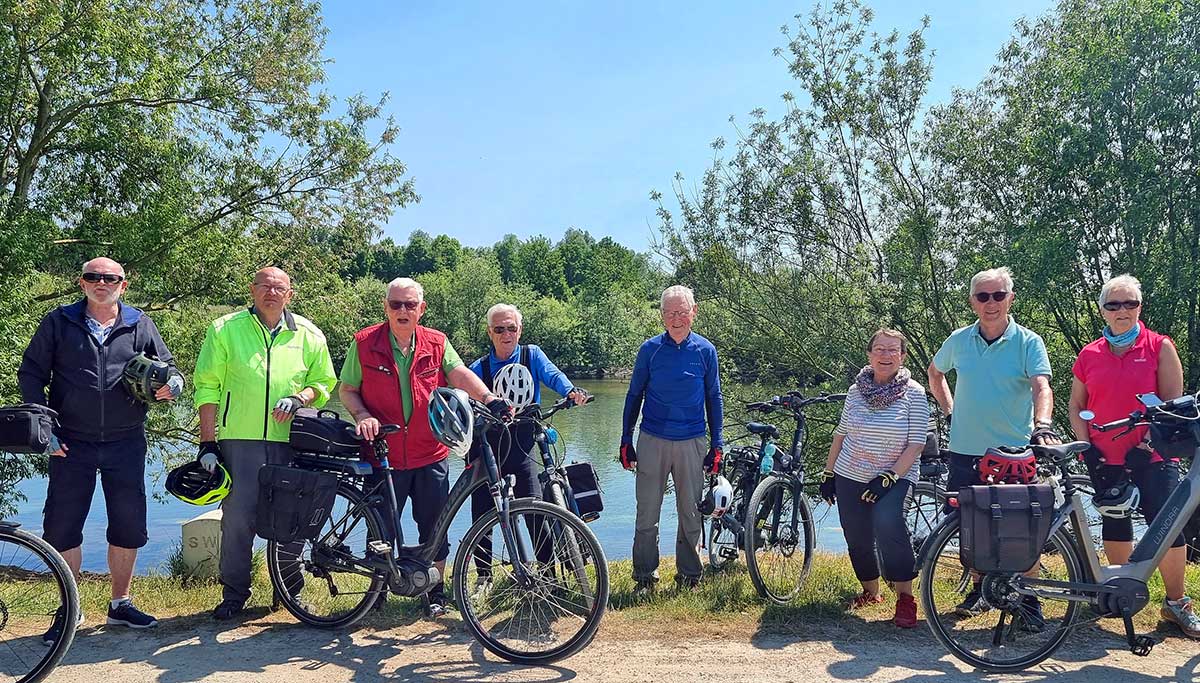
left=10, top=256, right=1200, bottom=671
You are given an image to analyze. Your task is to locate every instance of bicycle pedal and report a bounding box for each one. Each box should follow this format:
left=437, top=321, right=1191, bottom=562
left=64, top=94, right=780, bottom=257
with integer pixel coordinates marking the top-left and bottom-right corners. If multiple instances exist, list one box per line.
left=1131, top=635, right=1155, bottom=657
left=719, top=547, right=738, bottom=560
left=367, top=540, right=392, bottom=556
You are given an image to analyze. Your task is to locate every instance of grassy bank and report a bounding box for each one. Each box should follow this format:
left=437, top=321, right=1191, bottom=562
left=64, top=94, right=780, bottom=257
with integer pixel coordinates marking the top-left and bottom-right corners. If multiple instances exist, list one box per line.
left=81, top=552, right=1200, bottom=642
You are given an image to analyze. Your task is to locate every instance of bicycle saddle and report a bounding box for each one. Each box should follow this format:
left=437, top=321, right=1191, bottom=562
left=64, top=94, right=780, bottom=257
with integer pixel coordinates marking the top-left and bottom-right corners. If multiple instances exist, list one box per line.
left=747, top=422, right=779, bottom=438
left=1030, top=440, right=1090, bottom=461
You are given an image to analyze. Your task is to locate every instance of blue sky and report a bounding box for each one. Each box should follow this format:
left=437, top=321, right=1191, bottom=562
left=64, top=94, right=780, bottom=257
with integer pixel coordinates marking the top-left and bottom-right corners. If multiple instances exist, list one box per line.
left=320, top=1, right=1054, bottom=253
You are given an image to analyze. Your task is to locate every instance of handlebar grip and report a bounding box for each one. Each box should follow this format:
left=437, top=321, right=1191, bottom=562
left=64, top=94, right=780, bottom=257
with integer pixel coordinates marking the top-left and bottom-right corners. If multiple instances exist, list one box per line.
left=1093, top=418, right=1133, bottom=432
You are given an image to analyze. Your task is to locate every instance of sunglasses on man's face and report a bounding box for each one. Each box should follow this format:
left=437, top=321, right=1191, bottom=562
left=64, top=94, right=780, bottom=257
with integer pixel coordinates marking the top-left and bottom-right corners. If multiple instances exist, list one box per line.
left=81, top=272, right=124, bottom=284
left=1103, top=300, right=1141, bottom=312
left=387, top=300, right=421, bottom=312
left=492, top=325, right=519, bottom=334
left=973, top=291, right=1009, bottom=303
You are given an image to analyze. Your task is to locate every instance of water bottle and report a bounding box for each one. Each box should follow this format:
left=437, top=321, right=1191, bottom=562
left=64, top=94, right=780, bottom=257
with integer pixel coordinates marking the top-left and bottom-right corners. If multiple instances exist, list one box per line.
left=759, top=442, right=776, bottom=475
left=545, top=426, right=559, bottom=445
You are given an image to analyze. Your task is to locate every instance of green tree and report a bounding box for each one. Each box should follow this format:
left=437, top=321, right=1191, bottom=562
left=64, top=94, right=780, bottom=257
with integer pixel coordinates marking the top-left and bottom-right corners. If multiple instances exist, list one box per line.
left=402, top=230, right=435, bottom=274
left=430, top=234, right=462, bottom=272
left=515, top=236, right=568, bottom=299
left=557, top=228, right=596, bottom=292
left=493, top=233, right=521, bottom=283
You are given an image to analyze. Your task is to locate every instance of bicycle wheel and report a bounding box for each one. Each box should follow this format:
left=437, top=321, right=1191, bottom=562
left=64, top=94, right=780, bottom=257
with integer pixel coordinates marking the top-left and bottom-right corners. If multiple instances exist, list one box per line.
left=919, top=516, right=1083, bottom=672
left=454, top=499, right=608, bottom=664
left=708, top=478, right=750, bottom=570
left=744, top=474, right=815, bottom=604
left=545, top=481, right=595, bottom=607
left=267, top=482, right=387, bottom=627
left=0, top=524, right=80, bottom=683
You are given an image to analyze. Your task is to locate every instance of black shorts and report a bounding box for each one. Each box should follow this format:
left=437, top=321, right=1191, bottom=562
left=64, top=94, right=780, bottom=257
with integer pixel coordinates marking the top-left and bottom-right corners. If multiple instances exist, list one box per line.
left=1102, top=460, right=1186, bottom=547
left=43, top=432, right=148, bottom=551
left=368, top=458, right=451, bottom=562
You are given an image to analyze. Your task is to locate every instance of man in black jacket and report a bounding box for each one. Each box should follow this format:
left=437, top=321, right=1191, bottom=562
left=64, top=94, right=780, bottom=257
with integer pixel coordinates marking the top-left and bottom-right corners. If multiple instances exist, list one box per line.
left=18, top=257, right=181, bottom=644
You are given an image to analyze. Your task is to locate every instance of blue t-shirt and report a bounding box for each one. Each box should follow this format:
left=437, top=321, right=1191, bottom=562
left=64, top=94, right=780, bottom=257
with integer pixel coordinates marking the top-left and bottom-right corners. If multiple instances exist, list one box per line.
left=468, top=344, right=574, bottom=405
left=622, top=331, right=724, bottom=446
left=932, top=316, right=1052, bottom=456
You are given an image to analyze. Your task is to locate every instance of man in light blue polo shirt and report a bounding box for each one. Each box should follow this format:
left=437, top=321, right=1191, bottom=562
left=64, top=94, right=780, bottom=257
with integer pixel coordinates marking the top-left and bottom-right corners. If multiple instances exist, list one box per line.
left=927, top=265, right=1061, bottom=621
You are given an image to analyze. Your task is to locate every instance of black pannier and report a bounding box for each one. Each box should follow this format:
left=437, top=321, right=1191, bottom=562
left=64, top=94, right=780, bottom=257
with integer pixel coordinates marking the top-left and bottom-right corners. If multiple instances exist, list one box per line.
left=256, top=465, right=339, bottom=543
left=289, top=409, right=361, bottom=458
left=564, top=462, right=603, bottom=520
left=959, top=484, right=1055, bottom=573
left=0, top=404, right=59, bottom=454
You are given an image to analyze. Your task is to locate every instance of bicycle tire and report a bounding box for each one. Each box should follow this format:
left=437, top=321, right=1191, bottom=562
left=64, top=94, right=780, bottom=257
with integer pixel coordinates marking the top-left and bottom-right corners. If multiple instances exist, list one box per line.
left=0, top=525, right=80, bottom=683
left=453, top=499, right=608, bottom=664
left=546, top=481, right=595, bottom=607
left=919, top=516, right=1083, bottom=672
left=744, top=474, right=815, bottom=603
left=267, top=482, right=387, bottom=627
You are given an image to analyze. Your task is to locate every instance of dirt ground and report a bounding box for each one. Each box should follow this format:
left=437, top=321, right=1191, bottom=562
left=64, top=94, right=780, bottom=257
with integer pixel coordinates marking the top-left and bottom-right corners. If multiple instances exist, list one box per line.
left=49, top=609, right=1200, bottom=683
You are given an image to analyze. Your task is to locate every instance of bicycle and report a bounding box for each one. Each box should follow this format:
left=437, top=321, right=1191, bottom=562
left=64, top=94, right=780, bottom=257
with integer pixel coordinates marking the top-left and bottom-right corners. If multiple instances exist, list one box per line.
left=265, top=397, right=609, bottom=664
left=739, top=391, right=846, bottom=603
left=0, top=520, right=80, bottom=683
left=918, top=391, right=1200, bottom=672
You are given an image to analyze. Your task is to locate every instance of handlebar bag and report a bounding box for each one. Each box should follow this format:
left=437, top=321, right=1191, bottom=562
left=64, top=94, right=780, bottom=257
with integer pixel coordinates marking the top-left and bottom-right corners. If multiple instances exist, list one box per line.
left=0, top=404, right=59, bottom=454
left=256, top=465, right=338, bottom=543
left=959, top=483, right=1055, bottom=573
left=289, top=409, right=362, bottom=458
left=564, top=462, right=604, bottom=519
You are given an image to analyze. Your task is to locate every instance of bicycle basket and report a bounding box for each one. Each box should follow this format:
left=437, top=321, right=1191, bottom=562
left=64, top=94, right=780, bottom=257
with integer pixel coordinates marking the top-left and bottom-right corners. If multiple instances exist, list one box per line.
left=565, top=462, right=603, bottom=520
left=0, top=404, right=59, bottom=454
left=1150, top=421, right=1198, bottom=460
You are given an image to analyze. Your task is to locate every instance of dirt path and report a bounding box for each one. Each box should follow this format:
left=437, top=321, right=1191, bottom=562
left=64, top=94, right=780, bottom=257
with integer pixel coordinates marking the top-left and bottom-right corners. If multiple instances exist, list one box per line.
left=49, top=611, right=1200, bottom=683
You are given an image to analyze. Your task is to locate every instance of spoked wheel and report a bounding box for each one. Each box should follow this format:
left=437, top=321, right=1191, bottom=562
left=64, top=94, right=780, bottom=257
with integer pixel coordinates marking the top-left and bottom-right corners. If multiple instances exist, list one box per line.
left=919, top=517, right=1083, bottom=672
left=744, top=474, right=815, bottom=604
left=708, top=482, right=749, bottom=570
left=0, top=525, right=80, bottom=683
left=267, top=482, right=387, bottom=627
left=454, top=499, right=609, bottom=664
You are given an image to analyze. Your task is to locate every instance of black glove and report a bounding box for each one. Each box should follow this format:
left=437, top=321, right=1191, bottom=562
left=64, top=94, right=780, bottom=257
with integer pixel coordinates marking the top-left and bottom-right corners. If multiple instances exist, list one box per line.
left=486, top=397, right=514, bottom=422
left=1030, top=425, right=1061, bottom=445
left=819, top=471, right=837, bottom=504
left=704, top=446, right=723, bottom=474
left=861, top=470, right=899, bottom=503
left=1124, top=445, right=1153, bottom=471
left=620, top=443, right=637, bottom=471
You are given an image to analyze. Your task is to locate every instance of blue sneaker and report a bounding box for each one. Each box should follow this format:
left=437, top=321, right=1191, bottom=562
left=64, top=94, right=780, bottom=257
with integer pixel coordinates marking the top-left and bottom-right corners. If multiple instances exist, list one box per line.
left=107, top=599, right=158, bottom=628
left=42, top=607, right=84, bottom=646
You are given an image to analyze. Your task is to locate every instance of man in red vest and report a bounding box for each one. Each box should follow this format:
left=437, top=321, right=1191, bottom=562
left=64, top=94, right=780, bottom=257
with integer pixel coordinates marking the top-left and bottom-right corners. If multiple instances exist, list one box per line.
left=338, top=277, right=509, bottom=616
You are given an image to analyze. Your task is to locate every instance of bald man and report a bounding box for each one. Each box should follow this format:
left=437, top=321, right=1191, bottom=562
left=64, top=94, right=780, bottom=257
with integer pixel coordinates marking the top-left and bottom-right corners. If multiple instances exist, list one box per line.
left=19, top=257, right=182, bottom=642
left=193, top=267, right=337, bottom=620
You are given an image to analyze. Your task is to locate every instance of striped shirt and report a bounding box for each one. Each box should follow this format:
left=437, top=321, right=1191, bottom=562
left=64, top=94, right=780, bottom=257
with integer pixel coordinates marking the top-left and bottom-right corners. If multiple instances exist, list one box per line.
left=833, top=380, right=930, bottom=483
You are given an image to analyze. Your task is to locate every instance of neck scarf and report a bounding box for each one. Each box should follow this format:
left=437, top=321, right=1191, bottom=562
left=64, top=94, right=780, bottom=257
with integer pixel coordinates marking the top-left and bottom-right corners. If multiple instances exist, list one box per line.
left=856, top=365, right=912, bottom=409
left=1103, top=321, right=1141, bottom=348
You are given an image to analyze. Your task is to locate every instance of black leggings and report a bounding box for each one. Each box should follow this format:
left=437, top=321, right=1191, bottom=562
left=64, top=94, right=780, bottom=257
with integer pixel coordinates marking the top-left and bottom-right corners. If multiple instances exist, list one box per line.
left=835, top=475, right=917, bottom=583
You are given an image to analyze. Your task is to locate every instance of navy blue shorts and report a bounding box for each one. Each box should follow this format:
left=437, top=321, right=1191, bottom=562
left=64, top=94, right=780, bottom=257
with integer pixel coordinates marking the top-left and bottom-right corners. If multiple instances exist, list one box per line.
left=43, top=432, right=148, bottom=551
left=368, top=458, right=451, bottom=562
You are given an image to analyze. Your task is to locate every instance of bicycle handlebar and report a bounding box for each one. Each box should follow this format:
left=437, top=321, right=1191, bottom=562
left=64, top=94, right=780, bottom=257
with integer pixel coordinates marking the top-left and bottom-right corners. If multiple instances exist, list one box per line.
left=746, top=392, right=847, bottom=413
left=1091, top=394, right=1198, bottom=432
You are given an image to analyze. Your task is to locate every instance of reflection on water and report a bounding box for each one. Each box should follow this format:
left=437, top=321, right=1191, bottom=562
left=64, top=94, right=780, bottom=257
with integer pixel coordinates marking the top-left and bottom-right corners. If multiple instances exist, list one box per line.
left=10, top=379, right=850, bottom=574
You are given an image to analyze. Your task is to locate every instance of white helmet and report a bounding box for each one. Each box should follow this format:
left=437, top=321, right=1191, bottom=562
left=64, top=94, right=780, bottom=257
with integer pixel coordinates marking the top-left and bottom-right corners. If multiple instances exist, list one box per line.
left=1093, top=480, right=1141, bottom=519
left=698, top=476, right=733, bottom=518
left=492, top=363, right=536, bottom=410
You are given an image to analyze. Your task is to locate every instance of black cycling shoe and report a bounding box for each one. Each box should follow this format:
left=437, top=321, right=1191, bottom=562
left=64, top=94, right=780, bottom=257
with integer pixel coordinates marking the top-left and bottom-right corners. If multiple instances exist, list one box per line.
left=955, top=586, right=992, bottom=618
left=211, top=599, right=246, bottom=621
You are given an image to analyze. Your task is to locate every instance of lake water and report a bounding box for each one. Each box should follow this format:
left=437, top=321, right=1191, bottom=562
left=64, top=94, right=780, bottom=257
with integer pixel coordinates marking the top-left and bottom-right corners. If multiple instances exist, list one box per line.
left=10, top=379, right=849, bottom=574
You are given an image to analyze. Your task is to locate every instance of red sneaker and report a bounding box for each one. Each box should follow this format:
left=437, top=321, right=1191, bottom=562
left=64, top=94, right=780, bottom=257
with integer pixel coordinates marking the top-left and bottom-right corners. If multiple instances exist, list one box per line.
left=848, top=590, right=885, bottom=610
left=894, top=593, right=918, bottom=628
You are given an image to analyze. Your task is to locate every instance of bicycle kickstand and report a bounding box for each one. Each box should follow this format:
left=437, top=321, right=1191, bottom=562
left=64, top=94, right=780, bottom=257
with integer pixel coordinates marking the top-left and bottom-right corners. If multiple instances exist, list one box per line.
left=1121, top=608, right=1155, bottom=656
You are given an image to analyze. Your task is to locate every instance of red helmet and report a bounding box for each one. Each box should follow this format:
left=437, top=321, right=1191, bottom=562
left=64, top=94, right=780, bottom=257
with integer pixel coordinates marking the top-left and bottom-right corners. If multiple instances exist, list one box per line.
left=978, top=447, right=1038, bottom=484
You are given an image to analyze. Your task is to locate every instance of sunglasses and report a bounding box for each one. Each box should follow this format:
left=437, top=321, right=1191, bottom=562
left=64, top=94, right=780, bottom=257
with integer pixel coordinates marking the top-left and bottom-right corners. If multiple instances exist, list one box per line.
left=492, top=325, right=519, bottom=334
left=81, top=272, right=124, bottom=284
left=973, top=291, right=1009, bottom=303
left=1103, top=300, right=1141, bottom=311
left=387, top=300, right=421, bottom=311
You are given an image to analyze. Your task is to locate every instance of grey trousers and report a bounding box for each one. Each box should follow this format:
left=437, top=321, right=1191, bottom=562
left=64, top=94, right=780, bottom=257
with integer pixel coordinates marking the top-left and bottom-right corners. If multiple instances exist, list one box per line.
left=218, top=439, right=296, bottom=604
left=632, top=432, right=707, bottom=582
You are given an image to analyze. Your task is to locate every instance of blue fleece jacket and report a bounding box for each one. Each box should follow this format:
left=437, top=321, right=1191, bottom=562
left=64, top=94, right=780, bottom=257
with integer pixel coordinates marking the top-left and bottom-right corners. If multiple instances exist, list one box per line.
left=622, top=331, right=723, bottom=446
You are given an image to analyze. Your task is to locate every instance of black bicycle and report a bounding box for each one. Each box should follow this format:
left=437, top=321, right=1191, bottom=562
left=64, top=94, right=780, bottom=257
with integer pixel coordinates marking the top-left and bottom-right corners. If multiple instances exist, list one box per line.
left=0, top=521, right=79, bottom=683
left=265, top=398, right=608, bottom=664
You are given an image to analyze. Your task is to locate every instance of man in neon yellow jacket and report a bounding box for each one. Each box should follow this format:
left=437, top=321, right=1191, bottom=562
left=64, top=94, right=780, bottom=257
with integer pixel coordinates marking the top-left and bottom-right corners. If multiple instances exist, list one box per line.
left=193, top=267, right=337, bottom=620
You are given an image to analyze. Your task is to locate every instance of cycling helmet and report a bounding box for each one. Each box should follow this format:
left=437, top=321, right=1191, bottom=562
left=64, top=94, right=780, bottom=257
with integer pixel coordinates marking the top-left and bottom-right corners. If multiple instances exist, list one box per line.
left=428, top=387, right=473, bottom=449
left=122, top=352, right=181, bottom=403
left=492, top=363, right=536, bottom=410
left=165, top=461, right=231, bottom=506
left=698, top=476, right=733, bottom=518
left=1092, top=480, right=1141, bottom=519
left=978, top=446, right=1038, bottom=484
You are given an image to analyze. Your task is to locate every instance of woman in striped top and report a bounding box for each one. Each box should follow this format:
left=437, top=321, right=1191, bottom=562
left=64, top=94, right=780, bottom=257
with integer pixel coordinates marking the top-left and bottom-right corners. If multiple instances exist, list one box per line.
left=819, top=328, right=930, bottom=628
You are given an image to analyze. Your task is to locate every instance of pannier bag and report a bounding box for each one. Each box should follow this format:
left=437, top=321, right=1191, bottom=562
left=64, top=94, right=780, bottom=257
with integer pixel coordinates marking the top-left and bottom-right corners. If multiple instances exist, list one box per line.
left=256, top=465, right=338, bottom=543
left=0, top=404, right=59, bottom=454
left=959, top=483, right=1055, bottom=573
left=564, top=462, right=604, bottom=521
left=289, top=409, right=361, bottom=458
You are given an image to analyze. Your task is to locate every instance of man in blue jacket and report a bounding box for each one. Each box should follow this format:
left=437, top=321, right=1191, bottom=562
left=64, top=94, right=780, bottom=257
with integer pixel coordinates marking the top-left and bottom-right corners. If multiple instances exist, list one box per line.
left=621, top=285, right=724, bottom=594
left=464, top=303, right=587, bottom=596
left=19, top=257, right=182, bottom=644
